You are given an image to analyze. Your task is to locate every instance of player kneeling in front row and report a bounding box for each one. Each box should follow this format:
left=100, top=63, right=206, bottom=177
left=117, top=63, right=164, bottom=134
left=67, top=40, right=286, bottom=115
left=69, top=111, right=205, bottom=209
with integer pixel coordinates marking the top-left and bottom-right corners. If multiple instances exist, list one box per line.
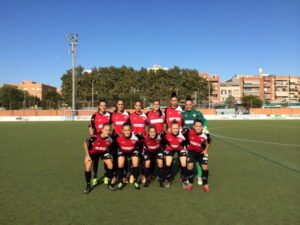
left=163, top=122, right=192, bottom=190
left=83, top=124, right=116, bottom=194
left=142, top=126, right=164, bottom=187
left=185, top=120, right=211, bottom=192
left=116, top=123, right=142, bottom=190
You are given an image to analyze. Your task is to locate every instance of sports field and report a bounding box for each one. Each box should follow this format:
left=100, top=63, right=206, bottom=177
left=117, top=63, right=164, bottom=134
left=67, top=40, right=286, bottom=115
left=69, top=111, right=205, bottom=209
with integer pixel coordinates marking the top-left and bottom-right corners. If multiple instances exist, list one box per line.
left=0, top=120, right=299, bottom=225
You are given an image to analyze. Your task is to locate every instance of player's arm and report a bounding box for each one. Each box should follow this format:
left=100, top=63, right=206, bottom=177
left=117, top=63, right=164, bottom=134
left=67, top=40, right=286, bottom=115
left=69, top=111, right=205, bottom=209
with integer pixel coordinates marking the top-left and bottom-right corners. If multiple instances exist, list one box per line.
left=197, top=111, right=209, bottom=133
left=181, top=112, right=186, bottom=128
left=203, top=134, right=211, bottom=156
left=182, top=130, right=190, bottom=149
left=84, top=137, right=93, bottom=160
left=88, top=114, right=96, bottom=135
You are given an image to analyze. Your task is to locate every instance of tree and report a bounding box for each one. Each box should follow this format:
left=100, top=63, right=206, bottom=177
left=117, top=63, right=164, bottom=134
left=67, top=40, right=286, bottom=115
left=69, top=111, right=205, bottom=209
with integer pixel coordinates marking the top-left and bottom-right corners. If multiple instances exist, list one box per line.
left=60, top=66, right=209, bottom=108
left=0, top=85, right=34, bottom=109
left=242, top=95, right=262, bottom=109
left=225, top=95, right=236, bottom=108
left=41, top=91, right=63, bottom=109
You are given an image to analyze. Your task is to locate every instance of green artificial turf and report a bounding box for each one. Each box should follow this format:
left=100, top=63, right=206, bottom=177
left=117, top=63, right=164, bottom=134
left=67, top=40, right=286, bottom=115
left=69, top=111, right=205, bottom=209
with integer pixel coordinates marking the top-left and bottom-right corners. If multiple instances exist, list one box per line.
left=0, top=120, right=299, bottom=225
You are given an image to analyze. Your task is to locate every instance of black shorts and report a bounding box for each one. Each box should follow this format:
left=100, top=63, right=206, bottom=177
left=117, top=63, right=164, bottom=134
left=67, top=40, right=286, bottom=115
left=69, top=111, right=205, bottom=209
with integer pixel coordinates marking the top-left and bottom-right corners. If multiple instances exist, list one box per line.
left=118, top=150, right=140, bottom=158
left=164, top=149, right=187, bottom=157
left=187, top=151, right=208, bottom=165
left=142, top=150, right=164, bottom=161
left=90, top=152, right=112, bottom=161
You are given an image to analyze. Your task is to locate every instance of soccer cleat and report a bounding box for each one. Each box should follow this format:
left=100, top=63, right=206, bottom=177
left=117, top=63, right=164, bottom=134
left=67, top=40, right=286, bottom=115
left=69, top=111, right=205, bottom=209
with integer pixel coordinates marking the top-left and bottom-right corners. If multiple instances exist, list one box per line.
left=84, top=184, right=91, bottom=194
left=202, top=185, right=211, bottom=193
left=129, top=175, right=135, bottom=184
left=103, top=177, right=109, bottom=185
left=144, top=178, right=151, bottom=187
left=182, top=180, right=193, bottom=191
left=117, top=182, right=124, bottom=190
left=134, top=182, right=140, bottom=190
left=111, top=177, right=118, bottom=185
left=149, top=175, right=156, bottom=183
left=159, top=181, right=164, bottom=188
left=107, top=183, right=116, bottom=191
left=91, top=178, right=98, bottom=186
left=163, top=180, right=171, bottom=188
left=140, top=175, right=146, bottom=184
left=123, top=177, right=129, bottom=184
left=197, top=177, right=203, bottom=186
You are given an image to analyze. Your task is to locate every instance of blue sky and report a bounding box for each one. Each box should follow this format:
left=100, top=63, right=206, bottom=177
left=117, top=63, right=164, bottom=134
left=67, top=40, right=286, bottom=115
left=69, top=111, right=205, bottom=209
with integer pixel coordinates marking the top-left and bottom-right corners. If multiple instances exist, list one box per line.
left=0, top=0, right=299, bottom=87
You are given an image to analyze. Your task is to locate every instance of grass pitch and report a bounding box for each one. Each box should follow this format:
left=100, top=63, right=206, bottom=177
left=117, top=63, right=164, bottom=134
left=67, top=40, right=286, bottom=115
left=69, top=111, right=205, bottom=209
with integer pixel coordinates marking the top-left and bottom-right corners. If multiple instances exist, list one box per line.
left=0, top=120, right=299, bottom=225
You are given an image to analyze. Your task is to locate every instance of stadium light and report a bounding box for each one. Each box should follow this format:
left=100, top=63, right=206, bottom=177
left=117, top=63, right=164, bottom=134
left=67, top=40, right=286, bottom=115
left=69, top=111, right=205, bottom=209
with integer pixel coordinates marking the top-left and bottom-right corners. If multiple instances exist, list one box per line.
left=66, top=33, right=79, bottom=116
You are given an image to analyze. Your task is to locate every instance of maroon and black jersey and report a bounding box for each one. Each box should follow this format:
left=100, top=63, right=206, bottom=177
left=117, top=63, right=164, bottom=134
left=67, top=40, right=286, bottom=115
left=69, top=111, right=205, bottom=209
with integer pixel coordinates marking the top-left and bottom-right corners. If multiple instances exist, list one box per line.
left=130, top=112, right=147, bottom=135
left=147, top=110, right=165, bottom=133
left=116, top=133, right=143, bottom=153
left=165, top=106, right=183, bottom=129
left=185, top=128, right=211, bottom=153
left=89, top=111, right=112, bottom=134
left=163, top=131, right=186, bottom=151
left=143, top=133, right=162, bottom=152
left=111, top=111, right=130, bottom=135
left=86, top=135, right=113, bottom=155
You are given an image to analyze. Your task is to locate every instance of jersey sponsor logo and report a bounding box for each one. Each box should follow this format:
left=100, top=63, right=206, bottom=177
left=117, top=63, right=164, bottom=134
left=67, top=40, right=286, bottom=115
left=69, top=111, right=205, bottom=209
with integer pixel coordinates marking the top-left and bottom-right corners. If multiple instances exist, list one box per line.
left=115, top=121, right=125, bottom=125
left=185, top=120, right=194, bottom=124
left=95, top=146, right=108, bottom=151
left=132, top=123, right=145, bottom=128
left=190, top=140, right=201, bottom=147
left=193, top=114, right=196, bottom=117
left=149, top=118, right=164, bottom=124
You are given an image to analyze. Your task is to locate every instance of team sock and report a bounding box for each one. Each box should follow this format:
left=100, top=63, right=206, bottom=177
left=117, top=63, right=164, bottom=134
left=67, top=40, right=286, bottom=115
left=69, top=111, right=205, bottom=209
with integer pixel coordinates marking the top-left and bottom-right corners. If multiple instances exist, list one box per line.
left=85, top=171, right=91, bottom=184
left=132, top=167, right=139, bottom=181
left=202, top=170, right=209, bottom=185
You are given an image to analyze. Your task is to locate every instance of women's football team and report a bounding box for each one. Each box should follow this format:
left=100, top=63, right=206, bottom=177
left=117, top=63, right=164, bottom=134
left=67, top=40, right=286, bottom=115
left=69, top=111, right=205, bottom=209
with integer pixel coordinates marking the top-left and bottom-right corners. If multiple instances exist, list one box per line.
left=83, top=92, right=211, bottom=194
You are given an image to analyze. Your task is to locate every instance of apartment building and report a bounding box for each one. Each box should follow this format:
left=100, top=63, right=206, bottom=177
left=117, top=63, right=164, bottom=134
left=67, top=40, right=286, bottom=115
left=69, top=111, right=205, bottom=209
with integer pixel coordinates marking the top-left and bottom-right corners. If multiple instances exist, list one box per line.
left=199, top=73, right=220, bottom=104
left=12, top=80, right=57, bottom=100
left=220, top=81, right=241, bottom=104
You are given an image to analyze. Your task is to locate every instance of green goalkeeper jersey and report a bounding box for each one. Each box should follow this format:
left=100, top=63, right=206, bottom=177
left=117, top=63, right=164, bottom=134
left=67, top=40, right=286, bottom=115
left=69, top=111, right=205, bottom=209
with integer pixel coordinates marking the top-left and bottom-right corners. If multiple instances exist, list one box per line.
left=182, top=108, right=208, bottom=129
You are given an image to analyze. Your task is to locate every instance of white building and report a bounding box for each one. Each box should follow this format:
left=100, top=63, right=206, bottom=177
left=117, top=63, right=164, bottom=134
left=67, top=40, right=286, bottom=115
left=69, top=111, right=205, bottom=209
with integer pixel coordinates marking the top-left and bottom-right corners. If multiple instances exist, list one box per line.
left=220, top=81, right=241, bottom=104
left=147, top=65, right=168, bottom=72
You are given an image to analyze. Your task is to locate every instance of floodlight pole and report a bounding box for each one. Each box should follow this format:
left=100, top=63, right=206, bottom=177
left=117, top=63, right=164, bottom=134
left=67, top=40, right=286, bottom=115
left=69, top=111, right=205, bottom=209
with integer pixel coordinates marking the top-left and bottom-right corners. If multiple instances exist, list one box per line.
left=67, top=33, right=78, bottom=116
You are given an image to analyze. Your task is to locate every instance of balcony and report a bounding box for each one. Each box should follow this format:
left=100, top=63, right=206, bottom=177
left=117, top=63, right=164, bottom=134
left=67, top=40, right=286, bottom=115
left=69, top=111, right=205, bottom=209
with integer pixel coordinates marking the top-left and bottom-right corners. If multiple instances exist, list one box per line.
left=275, top=82, right=288, bottom=86
left=275, top=91, right=288, bottom=97
left=243, top=83, right=260, bottom=87
left=243, top=89, right=259, bottom=93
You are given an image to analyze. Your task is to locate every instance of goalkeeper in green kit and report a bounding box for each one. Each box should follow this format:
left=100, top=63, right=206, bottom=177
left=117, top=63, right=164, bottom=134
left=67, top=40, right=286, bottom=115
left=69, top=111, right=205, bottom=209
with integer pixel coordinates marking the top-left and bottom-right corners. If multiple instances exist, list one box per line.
left=182, top=96, right=209, bottom=186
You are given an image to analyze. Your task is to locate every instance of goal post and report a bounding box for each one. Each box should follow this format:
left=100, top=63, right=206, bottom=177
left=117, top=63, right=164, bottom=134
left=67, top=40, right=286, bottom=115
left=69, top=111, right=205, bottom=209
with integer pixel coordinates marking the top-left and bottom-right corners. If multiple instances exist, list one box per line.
left=63, top=109, right=95, bottom=121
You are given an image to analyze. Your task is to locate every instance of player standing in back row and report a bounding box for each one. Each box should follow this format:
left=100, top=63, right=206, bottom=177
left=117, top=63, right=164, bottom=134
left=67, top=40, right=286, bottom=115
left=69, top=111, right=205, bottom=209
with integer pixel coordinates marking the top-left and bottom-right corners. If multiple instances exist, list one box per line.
left=165, top=92, right=183, bottom=131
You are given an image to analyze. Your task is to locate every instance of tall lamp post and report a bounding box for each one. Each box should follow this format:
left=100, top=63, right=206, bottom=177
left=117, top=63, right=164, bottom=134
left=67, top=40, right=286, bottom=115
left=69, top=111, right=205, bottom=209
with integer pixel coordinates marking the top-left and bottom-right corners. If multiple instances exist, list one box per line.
left=66, top=33, right=78, bottom=117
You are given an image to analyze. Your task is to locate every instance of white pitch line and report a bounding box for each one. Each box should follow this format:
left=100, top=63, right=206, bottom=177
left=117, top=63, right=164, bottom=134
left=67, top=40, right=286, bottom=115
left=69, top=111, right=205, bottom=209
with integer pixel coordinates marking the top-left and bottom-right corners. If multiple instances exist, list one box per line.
left=212, top=134, right=300, bottom=148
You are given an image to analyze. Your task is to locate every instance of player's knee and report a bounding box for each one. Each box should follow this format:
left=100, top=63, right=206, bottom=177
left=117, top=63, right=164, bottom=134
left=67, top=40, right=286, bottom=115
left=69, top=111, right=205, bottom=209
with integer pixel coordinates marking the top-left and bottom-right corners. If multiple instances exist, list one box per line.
left=202, top=165, right=208, bottom=170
